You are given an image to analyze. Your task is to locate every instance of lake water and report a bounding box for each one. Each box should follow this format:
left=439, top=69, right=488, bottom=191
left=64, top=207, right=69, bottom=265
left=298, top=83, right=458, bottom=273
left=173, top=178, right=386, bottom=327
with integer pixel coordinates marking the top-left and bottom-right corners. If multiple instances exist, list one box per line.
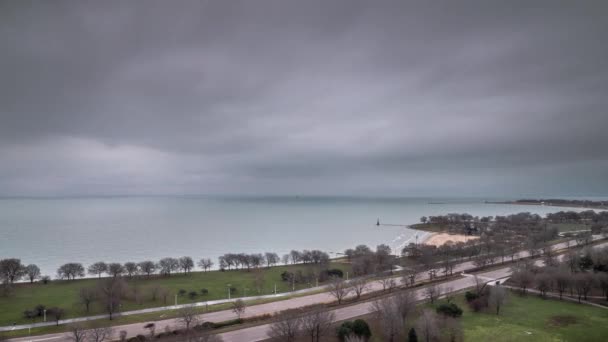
left=0, top=196, right=591, bottom=276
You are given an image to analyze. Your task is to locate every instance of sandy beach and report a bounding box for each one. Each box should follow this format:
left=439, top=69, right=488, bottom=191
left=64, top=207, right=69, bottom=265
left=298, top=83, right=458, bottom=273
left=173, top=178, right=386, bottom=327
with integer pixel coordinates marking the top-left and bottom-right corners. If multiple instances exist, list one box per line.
left=422, top=233, right=479, bottom=247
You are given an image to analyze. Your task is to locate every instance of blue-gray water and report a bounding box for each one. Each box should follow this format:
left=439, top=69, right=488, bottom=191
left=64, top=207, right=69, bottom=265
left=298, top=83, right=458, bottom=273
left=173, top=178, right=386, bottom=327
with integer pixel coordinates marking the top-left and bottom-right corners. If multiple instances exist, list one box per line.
left=0, top=196, right=593, bottom=277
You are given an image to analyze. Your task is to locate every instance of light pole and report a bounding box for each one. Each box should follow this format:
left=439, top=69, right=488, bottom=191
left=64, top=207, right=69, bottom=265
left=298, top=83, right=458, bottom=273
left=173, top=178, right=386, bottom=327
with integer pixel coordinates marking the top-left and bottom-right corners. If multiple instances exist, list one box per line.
left=174, top=294, right=177, bottom=306
left=227, top=284, right=232, bottom=300
left=43, top=309, right=46, bottom=322
left=274, top=283, right=277, bottom=295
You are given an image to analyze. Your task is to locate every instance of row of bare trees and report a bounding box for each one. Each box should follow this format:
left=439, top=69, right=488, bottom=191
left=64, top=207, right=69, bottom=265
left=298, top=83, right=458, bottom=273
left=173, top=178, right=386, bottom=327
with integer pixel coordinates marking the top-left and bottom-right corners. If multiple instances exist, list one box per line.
left=510, top=245, right=608, bottom=302
left=268, top=308, right=336, bottom=342
left=0, top=259, right=41, bottom=284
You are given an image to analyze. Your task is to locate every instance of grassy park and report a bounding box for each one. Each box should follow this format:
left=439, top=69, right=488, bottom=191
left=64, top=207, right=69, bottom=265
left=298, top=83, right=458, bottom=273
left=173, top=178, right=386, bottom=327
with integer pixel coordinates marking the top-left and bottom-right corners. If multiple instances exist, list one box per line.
left=335, top=291, right=608, bottom=342
left=459, top=292, right=608, bottom=342
left=0, top=262, right=351, bottom=327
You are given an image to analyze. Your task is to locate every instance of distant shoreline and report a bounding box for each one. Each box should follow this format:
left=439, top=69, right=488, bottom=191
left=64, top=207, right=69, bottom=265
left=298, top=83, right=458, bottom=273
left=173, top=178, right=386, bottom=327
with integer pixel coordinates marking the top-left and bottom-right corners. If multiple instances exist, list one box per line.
left=486, top=199, right=608, bottom=210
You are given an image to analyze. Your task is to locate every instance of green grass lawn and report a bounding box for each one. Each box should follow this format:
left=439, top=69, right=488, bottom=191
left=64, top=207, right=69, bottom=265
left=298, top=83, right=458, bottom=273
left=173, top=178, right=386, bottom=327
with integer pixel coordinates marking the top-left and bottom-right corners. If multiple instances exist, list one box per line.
left=550, top=223, right=590, bottom=233
left=0, top=262, right=351, bottom=327
left=457, top=292, right=608, bottom=342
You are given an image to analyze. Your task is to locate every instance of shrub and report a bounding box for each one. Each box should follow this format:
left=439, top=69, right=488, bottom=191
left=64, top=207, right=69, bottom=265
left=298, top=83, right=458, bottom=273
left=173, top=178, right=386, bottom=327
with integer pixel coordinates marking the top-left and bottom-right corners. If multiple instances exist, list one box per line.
left=352, top=319, right=372, bottom=339
left=34, top=304, right=46, bottom=317
left=326, top=269, right=344, bottom=278
left=281, top=271, right=293, bottom=282
left=229, top=287, right=237, bottom=294
left=465, top=291, right=478, bottom=302
left=201, top=288, right=209, bottom=295
left=41, top=276, right=51, bottom=284
left=23, top=310, right=36, bottom=320
left=408, top=327, right=418, bottom=342
left=188, top=291, right=198, bottom=299
left=470, top=297, right=486, bottom=312
left=337, top=321, right=354, bottom=341
left=436, top=303, right=463, bottom=318
left=178, top=289, right=187, bottom=296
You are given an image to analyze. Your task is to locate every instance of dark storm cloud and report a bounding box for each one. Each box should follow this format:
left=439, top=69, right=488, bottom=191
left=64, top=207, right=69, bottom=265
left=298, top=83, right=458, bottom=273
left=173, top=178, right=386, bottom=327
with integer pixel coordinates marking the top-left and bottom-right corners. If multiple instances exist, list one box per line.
left=1, top=0, right=607, bottom=196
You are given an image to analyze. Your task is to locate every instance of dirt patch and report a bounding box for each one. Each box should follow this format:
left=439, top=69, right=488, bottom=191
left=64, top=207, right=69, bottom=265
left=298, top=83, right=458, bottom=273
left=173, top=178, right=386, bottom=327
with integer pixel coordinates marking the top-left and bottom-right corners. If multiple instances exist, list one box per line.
left=548, top=315, right=578, bottom=327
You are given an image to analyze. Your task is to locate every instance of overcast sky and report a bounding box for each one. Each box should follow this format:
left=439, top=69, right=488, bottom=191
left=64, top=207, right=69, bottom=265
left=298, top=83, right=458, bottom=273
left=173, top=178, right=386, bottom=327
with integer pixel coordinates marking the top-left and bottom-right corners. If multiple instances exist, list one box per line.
left=1, top=0, right=607, bottom=197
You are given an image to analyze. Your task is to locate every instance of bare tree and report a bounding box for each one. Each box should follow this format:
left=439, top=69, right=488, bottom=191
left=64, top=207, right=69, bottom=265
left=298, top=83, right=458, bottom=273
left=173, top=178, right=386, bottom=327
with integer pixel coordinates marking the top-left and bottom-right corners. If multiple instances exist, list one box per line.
left=350, top=278, right=368, bottom=300
left=511, top=269, right=534, bottom=295
left=123, top=262, right=139, bottom=277
left=415, top=309, right=440, bottom=342
left=24, top=264, right=40, bottom=283
left=327, top=276, right=351, bottom=304
left=176, top=305, right=199, bottom=331
left=394, top=289, right=417, bottom=323
left=265, top=252, right=280, bottom=268
left=401, top=268, right=417, bottom=287
left=232, top=299, right=246, bottom=319
left=371, top=297, right=403, bottom=342
left=289, top=250, right=302, bottom=264
left=301, top=308, right=335, bottom=342
left=574, top=273, right=594, bottom=302
left=0, top=258, right=25, bottom=284
left=488, top=285, right=507, bottom=315
left=48, top=307, right=66, bottom=326
left=535, top=273, right=553, bottom=297
left=597, top=272, right=608, bottom=301
left=66, top=324, right=87, bottom=342
left=138, top=261, right=156, bottom=277
left=554, top=269, right=571, bottom=300
left=179, top=256, right=194, bottom=275
left=107, top=263, right=124, bottom=278
left=57, top=263, right=85, bottom=280
left=158, top=257, right=180, bottom=276
left=89, top=325, right=114, bottom=342
left=443, top=317, right=464, bottom=342
left=197, top=258, right=214, bottom=272
left=88, top=262, right=108, bottom=278
left=98, top=277, right=127, bottom=320
left=267, top=312, right=302, bottom=342
left=424, top=284, right=442, bottom=304
left=378, top=277, right=397, bottom=292
left=78, top=287, right=97, bottom=313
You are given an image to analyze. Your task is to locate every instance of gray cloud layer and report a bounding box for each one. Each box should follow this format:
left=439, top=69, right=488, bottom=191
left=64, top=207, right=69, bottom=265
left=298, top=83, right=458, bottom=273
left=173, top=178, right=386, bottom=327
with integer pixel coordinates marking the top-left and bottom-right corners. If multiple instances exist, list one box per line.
left=1, top=0, right=607, bottom=197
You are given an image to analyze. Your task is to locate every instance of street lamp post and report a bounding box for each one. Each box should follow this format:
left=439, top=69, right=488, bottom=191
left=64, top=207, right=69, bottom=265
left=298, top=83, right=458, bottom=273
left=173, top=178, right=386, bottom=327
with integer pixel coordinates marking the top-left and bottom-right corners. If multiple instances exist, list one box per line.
left=227, top=284, right=232, bottom=300
left=274, top=283, right=277, bottom=295
left=174, top=294, right=177, bottom=306
left=43, top=309, right=46, bottom=322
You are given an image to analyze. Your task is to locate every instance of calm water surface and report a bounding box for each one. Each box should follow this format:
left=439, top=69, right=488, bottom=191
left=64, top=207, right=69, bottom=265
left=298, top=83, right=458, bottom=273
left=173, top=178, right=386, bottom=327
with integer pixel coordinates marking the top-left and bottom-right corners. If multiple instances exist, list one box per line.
left=0, top=196, right=591, bottom=276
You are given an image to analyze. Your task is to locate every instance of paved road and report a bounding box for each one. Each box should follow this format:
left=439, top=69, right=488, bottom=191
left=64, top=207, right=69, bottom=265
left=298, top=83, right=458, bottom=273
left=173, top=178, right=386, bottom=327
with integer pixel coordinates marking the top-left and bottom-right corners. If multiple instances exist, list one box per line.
left=6, top=237, right=605, bottom=342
